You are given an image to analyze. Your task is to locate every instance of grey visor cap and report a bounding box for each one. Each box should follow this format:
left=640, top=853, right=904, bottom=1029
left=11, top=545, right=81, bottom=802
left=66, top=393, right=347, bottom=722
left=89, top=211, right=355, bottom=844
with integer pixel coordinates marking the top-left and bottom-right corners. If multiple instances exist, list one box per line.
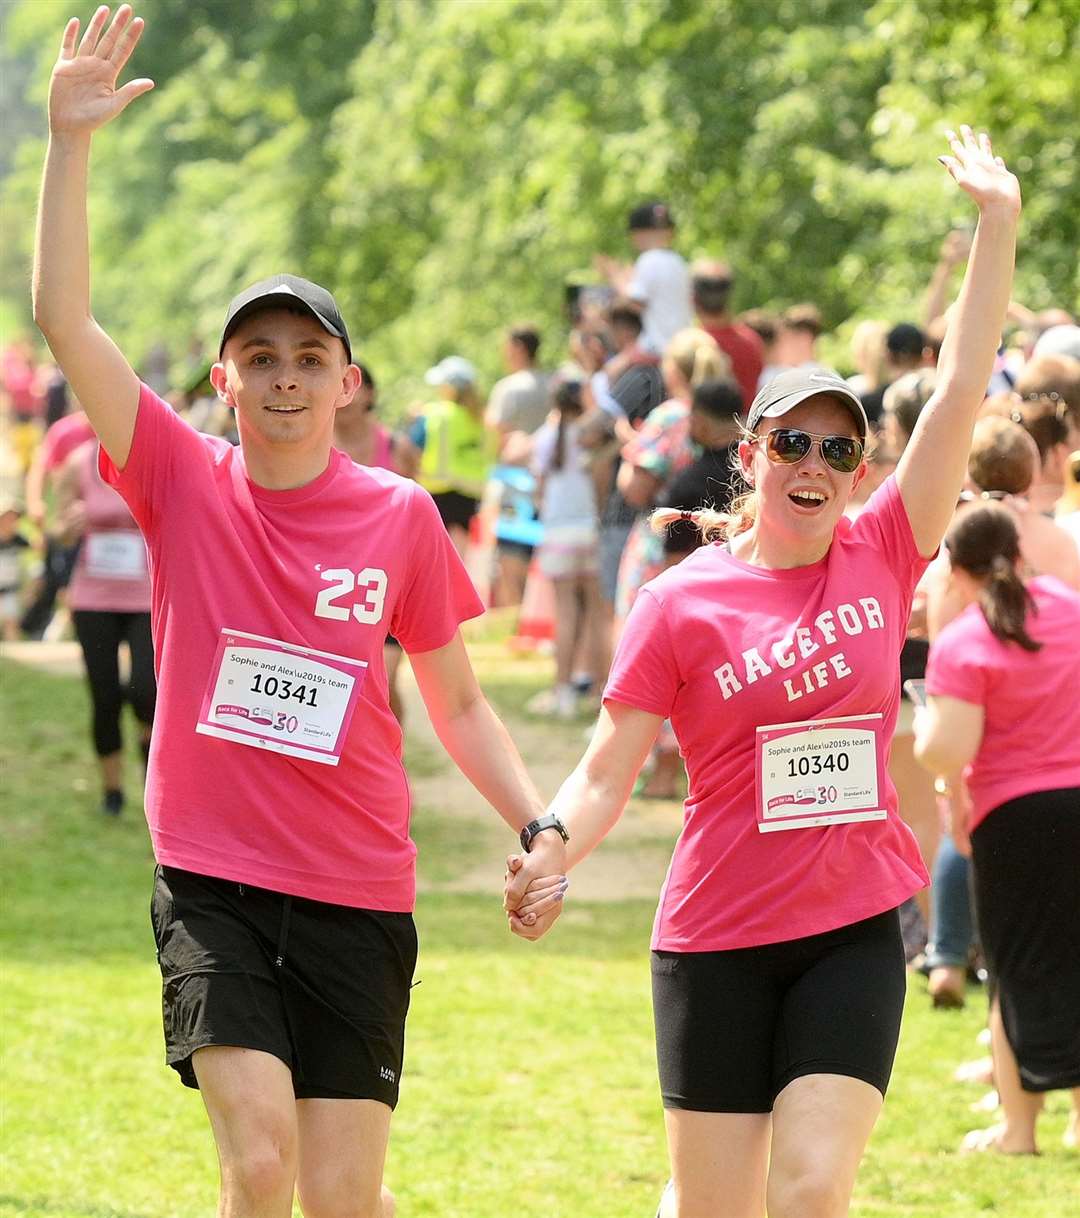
left=747, top=368, right=868, bottom=440
left=219, top=274, right=352, bottom=363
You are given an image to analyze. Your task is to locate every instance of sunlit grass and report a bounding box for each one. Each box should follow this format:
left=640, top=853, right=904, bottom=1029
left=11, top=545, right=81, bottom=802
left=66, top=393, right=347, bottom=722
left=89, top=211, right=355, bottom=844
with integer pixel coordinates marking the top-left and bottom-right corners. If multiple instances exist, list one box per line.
left=1, top=656, right=1074, bottom=1217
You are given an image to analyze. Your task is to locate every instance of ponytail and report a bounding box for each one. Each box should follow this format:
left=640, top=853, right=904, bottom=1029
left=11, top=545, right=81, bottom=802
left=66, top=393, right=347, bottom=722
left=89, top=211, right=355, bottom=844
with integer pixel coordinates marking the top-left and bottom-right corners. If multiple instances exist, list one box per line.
left=550, top=379, right=584, bottom=473
left=650, top=488, right=757, bottom=544
left=552, top=411, right=567, bottom=472
left=650, top=423, right=757, bottom=543
left=979, top=553, right=1042, bottom=652
left=945, top=503, right=1042, bottom=652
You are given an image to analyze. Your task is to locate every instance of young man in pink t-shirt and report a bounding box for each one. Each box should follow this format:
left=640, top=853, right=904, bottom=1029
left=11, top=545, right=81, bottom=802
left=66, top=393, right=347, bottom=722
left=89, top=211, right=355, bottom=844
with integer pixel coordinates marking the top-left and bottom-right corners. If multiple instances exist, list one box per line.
left=34, top=9, right=566, bottom=1216
left=509, top=129, right=1022, bottom=1216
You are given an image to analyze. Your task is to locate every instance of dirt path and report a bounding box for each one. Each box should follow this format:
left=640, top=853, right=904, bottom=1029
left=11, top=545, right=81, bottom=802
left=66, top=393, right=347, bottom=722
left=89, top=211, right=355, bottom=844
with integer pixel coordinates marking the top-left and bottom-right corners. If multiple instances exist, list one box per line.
left=399, top=654, right=681, bottom=904
left=2, top=637, right=683, bottom=905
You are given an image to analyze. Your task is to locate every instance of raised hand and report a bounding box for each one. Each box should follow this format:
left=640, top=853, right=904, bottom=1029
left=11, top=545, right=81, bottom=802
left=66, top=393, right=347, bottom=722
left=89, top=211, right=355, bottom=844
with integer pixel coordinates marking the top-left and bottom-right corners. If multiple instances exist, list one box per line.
left=939, top=228, right=973, bottom=266
left=939, top=126, right=1021, bottom=218
left=49, top=5, right=154, bottom=138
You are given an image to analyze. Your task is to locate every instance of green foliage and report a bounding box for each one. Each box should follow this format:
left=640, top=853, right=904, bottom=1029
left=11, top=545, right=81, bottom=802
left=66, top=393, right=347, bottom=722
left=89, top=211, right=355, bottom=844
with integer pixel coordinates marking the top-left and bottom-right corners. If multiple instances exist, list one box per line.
left=1, top=0, right=1077, bottom=408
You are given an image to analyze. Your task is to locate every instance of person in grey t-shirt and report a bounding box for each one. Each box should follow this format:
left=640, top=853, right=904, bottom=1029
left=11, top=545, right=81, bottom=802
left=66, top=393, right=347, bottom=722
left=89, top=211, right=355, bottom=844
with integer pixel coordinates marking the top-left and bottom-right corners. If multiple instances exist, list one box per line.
left=485, top=324, right=550, bottom=446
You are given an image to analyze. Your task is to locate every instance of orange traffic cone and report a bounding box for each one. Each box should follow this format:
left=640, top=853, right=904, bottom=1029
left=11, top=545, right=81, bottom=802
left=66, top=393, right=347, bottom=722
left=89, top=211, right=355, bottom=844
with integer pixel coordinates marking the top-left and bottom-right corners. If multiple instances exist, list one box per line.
left=509, top=555, right=555, bottom=651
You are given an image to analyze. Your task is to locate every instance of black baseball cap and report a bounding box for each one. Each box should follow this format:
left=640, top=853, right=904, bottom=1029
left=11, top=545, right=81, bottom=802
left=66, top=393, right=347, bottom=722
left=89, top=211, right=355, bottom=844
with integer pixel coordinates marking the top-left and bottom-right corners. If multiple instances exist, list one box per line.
left=886, top=322, right=926, bottom=359
left=628, top=201, right=675, bottom=231
left=219, top=274, right=352, bottom=362
left=747, top=368, right=868, bottom=440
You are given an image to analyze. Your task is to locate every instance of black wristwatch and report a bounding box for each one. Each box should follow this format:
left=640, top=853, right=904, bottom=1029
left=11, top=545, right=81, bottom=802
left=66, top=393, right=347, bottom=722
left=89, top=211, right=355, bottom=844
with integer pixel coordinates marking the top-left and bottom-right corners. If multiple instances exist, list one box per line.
left=519, top=814, right=569, bottom=853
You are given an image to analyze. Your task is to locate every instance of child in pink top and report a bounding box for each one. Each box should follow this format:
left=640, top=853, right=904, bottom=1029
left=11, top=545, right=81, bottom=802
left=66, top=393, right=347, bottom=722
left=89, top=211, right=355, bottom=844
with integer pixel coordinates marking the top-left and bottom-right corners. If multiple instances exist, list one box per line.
left=508, top=127, right=1022, bottom=1218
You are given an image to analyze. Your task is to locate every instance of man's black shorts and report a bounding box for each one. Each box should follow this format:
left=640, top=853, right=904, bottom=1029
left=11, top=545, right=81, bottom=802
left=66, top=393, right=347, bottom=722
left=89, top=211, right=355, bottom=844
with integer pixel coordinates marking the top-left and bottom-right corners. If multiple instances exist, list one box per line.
left=652, top=908, right=906, bottom=1113
left=151, top=865, right=417, bottom=1107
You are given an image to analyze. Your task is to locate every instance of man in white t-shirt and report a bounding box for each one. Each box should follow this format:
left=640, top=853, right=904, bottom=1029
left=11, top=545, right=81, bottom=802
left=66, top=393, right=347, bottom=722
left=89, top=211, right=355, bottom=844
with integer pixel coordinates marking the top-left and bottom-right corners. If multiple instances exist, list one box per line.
left=595, top=201, right=691, bottom=356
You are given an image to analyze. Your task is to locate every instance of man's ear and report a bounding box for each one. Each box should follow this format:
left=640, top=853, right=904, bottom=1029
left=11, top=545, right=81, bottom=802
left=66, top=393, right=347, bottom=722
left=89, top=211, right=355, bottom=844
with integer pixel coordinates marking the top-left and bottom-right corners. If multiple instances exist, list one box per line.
left=337, top=363, right=363, bottom=409
left=209, top=362, right=233, bottom=407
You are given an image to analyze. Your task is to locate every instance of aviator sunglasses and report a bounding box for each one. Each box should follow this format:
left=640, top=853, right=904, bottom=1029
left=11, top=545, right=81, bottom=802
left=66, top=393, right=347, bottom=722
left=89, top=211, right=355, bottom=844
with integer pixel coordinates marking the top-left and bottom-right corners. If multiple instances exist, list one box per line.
left=753, top=427, right=865, bottom=474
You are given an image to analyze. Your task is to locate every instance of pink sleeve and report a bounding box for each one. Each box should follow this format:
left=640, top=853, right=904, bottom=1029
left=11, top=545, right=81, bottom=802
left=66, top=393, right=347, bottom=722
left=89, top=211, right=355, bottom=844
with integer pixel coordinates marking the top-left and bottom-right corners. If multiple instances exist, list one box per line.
left=603, top=588, right=681, bottom=717
left=853, top=475, right=933, bottom=593
left=391, top=484, right=485, bottom=652
left=98, top=383, right=215, bottom=536
left=925, top=621, right=990, bottom=707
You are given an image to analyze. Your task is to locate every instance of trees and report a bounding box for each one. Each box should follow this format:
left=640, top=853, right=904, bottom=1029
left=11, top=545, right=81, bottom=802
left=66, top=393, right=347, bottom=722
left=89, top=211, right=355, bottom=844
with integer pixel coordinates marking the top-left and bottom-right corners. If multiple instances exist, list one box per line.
left=3, top=0, right=1076, bottom=404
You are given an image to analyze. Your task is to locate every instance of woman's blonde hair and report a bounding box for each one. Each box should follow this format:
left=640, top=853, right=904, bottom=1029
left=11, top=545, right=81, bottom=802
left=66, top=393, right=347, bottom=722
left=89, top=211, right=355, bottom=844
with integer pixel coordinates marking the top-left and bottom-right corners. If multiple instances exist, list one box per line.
left=850, top=320, right=889, bottom=391
left=663, top=328, right=731, bottom=389
left=649, top=401, right=873, bottom=545
left=649, top=417, right=757, bottom=543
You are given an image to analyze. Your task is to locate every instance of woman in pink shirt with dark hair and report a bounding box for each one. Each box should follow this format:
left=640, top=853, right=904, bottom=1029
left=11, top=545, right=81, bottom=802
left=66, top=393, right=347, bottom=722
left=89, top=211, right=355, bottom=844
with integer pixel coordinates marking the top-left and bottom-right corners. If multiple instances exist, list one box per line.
left=915, top=503, right=1080, bottom=1156
left=507, top=129, right=1021, bottom=1217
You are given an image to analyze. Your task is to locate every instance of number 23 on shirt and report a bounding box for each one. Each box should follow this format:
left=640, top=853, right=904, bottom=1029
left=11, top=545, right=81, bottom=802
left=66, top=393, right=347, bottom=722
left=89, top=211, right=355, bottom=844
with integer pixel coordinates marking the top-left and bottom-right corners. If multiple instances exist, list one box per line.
left=314, top=566, right=388, bottom=625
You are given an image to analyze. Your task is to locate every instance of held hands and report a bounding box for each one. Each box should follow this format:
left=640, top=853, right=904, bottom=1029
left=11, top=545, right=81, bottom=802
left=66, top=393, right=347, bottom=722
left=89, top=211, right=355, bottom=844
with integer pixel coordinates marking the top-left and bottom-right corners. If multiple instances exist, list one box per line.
left=938, top=125, right=1021, bottom=218
left=503, top=836, right=568, bottom=942
left=49, top=5, right=154, bottom=138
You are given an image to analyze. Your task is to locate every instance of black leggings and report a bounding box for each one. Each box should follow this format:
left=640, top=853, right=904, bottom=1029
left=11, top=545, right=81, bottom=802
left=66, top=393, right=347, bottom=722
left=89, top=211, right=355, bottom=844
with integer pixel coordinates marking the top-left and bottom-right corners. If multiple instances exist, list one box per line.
left=72, top=610, right=156, bottom=756
left=652, top=909, right=907, bottom=1112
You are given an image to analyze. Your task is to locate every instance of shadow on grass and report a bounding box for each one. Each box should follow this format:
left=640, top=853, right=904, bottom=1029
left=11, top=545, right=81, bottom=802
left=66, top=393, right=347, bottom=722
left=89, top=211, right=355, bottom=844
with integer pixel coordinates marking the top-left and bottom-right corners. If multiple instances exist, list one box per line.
left=2, top=662, right=657, bottom=965
left=0, top=1195, right=155, bottom=1218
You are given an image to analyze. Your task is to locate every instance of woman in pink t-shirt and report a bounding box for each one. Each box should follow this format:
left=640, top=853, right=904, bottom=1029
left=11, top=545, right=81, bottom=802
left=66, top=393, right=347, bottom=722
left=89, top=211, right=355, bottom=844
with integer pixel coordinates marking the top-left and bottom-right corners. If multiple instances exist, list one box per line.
left=58, top=439, right=154, bottom=815
left=915, top=503, right=1080, bottom=1155
left=506, top=129, right=1021, bottom=1216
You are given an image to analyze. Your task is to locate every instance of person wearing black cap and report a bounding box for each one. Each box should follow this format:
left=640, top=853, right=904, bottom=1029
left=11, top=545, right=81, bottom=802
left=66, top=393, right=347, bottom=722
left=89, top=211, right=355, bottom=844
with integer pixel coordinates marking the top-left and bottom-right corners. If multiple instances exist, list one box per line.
left=507, top=126, right=1021, bottom=1216
left=595, top=200, right=692, bottom=356
left=859, top=322, right=929, bottom=427
left=33, top=9, right=566, bottom=1216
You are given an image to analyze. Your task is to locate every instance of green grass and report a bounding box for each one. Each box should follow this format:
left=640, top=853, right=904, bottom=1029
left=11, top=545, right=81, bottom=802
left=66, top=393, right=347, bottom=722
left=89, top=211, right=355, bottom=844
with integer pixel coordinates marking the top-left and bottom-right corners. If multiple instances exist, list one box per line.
left=1, top=656, right=1075, bottom=1217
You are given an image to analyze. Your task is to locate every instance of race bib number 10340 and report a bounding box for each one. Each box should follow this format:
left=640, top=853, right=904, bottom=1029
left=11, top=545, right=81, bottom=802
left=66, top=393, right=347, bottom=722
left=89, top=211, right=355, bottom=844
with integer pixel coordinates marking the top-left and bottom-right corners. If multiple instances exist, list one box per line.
left=755, top=713, right=887, bottom=833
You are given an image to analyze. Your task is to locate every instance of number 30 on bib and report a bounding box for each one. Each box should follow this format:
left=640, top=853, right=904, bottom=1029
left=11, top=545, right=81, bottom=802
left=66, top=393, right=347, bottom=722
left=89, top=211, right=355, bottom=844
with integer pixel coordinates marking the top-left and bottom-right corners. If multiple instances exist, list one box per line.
left=755, top=713, right=887, bottom=833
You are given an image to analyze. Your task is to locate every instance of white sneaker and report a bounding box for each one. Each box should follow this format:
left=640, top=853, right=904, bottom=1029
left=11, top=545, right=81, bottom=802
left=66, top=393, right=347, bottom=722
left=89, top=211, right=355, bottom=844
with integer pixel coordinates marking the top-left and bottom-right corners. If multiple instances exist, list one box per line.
left=525, top=687, right=558, bottom=715
left=655, top=1179, right=675, bottom=1218
left=553, top=684, right=578, bottom=719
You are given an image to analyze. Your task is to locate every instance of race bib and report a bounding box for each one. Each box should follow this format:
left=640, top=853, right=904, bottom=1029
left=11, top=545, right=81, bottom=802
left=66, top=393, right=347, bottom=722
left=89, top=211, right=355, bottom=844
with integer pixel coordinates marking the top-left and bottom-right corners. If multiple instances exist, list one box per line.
left=85, top=530, right=147, bottom=580
left=195, top=628, right=367, bottom=766
left=755, top=713, right=886, bottom=833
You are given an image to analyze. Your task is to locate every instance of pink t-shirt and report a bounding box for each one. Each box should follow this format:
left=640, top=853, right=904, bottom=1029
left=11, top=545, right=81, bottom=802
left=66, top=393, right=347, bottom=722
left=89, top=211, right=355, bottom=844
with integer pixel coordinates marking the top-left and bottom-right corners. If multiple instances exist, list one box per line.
left=925, top=576, right=1080, bottom=828
left=605, top=475, right=930, bottom=951
left=68, top=440, right=151, bottom=613
left=42, top=411, right=94, bottom=472
left=101, top=385, right=483, bottom=909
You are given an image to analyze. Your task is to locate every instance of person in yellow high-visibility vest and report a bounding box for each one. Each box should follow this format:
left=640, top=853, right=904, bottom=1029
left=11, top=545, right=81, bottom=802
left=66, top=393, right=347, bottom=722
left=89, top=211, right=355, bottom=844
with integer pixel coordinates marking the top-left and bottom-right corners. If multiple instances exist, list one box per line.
left=419, top=356, right=495, bottom=556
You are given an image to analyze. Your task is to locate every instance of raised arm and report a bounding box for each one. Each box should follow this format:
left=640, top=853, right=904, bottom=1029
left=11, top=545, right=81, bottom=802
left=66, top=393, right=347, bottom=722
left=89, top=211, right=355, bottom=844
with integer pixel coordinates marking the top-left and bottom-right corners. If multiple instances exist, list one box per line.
left=896, top=127, right=1021, bottom=556
left=922, top=228, right=972, bottom=329
left=32, top=6, right=155, bottom=469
